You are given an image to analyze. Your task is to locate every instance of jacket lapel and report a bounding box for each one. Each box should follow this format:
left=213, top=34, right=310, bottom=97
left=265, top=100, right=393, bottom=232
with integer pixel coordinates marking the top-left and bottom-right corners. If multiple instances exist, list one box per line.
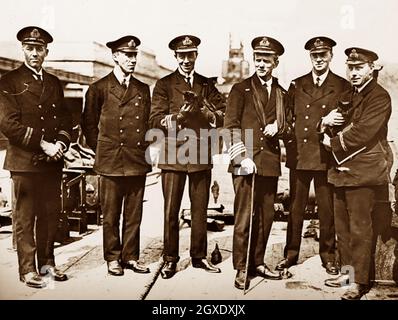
left=173, top=70, right=191, bottom=99
left=310, top=71, right=337, bottom=103
left=18, top=64, right=42, bottom=99
left=351, top=79, right=377, bottom=111
left=192, top=72, right=204, bottom=95
left=121, top=76, right=140, bottom=105
left=40, top=71, right=57, bottom=104
left=109, top=73, right=125, bottom=101
left=301, top=72, right=315, bottom=98
left=250, top=74, right=267, bottom=126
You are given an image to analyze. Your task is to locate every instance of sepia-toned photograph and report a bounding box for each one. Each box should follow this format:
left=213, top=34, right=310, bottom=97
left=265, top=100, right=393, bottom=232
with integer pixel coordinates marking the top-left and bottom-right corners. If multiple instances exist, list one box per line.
left=0, top=0, right=397, bottom=307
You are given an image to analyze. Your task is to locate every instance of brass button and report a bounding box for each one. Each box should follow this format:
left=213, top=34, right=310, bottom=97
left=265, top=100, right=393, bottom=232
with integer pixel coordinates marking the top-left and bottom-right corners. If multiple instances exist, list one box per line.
left=41, top=128, right=45, bottom=132
left=322, top=105, right=326, bottom=109
left=306, top=104, right=310, bottom=108
left=136, top=116, right=139, bottom=119
left=303, top=139, right=307, bottom=143
left=135, top=102, right=139, bottom=106
left=40, top=116, right=44, bottom=120
left=260, top=147, right=264, bottom=150
left=305, top=115, right=309, bottom=119
left=136, top=129, right=140, bottom=133
left=38, top=105, right=42, bottom=109
left=138, top=96, right=142, bottom=100
left=120, top=142, right=124, bottom=146
left=304, top=128, right=308, bottom=131
left=260, top=137, right=264, bottom=141
left=120, top=129, right=123, bottom=133
left=52, top=104, right=56, bottom=108
left=53, top=115, right=56, bottom=119
left=137, top=142, right=141, bottom=146
left=119, top=116, right=123, bottom=120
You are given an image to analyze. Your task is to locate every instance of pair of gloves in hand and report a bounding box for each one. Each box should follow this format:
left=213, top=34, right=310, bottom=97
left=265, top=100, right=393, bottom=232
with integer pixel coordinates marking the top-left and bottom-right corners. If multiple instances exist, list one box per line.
left=39, top=140, right=65, bottom=162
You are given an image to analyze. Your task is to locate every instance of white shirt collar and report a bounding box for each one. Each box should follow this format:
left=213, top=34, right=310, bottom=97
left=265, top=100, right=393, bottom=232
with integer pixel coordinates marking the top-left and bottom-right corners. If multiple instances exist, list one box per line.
left=258, top=75, right=273, bottom=88
left=24, top=62, right=43, bottom=77
left=312, top=69, right=329, bottom=86
left=356, top=77, right=373, bottom=93
left=178, top=67, right=194, bottom=79
left=113, top=65, right=131, bottom=86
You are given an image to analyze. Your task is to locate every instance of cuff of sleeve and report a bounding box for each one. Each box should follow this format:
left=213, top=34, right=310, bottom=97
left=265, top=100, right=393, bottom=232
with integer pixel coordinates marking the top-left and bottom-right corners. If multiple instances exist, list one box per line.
left=56, top=141, right=67, bottom=152
left=331, top=134, right=344, bottom=152
left=25, top=127, right=43, bottom=149
left=56, top=130, right=71, bottom=149
left=229, top=141, right=246, bottom=166
left=161, top=114, right=178, bottom=130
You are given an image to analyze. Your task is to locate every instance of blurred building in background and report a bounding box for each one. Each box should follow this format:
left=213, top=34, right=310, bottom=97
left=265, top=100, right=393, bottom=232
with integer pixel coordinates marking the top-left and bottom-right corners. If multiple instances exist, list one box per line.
left=217, top=33, right=250, bottom=97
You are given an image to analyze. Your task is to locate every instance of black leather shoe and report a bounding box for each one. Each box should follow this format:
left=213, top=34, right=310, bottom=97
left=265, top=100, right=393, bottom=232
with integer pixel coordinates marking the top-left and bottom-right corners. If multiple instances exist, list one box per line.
left=192, top=258, right=221, bottom=273
left=253, top=264, right=282, bottom=280
left=123, top=260, right=150, bottom=274
left=275, top=258, right=295, bottom=271
left=40, top=266, right=68, bottom=281
left=323, top=261, right=339, bottom=276
left=341, top=283, right=370, bottom=300
left=234, top=270, right=250, bottom=290
left=160, top=262, right=177, bottom=279
left=107, top=261, right=124, bottom=276
left=20, top=272, right=46, bottom=288
left=324, top=274, right=350, bottom=288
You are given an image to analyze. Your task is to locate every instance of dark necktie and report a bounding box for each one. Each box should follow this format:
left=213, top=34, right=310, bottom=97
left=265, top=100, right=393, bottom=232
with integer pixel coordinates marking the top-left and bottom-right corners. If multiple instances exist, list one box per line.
left=263, top=83, right=269, bottom=105
left=185, top=76, right=192, bottom=88
left=353, top=86, right=359, bottom=95
left=33, top=73, right=42, bottom=84
left=315, top=76, right=321, bottom=88
left=121, top=78, right=128, bottom=91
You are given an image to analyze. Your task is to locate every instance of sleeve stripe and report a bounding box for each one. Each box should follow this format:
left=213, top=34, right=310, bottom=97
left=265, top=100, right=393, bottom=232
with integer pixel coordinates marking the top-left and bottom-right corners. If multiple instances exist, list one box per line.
left=161, top=114, right=175, bottom=130
left=58, top=130, right=71, bottom=142
left=22, top=127, right=33, bottom=146
left=228, top=141, right=246, bottom=160
left=338, top=132, right=347, bottom=151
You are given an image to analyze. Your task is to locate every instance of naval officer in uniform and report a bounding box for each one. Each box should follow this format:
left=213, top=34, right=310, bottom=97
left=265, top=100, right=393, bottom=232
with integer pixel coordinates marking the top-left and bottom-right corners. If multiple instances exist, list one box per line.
left=224, top=36, right=292, bottom=289
left=82, top=36, right=151, bottom=276
left=0, top=26, right=71, bottom=287
left=323, top=48, right=392, bottom=300
left=149, top=35, right=225, bottom=279
left=277, top=37, right=351, bottom=275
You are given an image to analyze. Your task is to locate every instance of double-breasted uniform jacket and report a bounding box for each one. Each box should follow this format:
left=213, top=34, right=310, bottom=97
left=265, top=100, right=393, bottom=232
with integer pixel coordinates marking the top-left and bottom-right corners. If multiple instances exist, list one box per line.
left=285, top=71, right=351, bottom=170
left=0, top=64, right=72, bottom=172
left=82, top=72, right=152, bottom=176
left=149, top=70, right=225, bottom=172
left=328, top=79, right=391, bottom=187
left=224, top=74, right=291, bottom=177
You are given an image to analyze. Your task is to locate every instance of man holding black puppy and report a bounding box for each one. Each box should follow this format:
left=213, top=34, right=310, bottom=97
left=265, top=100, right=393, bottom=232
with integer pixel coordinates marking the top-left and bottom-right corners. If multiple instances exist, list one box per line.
left=149, top=35, right=225, bottom=279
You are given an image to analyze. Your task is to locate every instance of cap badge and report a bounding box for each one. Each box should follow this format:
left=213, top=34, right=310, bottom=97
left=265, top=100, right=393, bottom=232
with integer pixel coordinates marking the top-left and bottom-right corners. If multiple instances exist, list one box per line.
left=182, top=36, right=193, bottom=46
left=128, top=40, right=136, bottom=48
left=30, top=28, right=41, bottom=38
left=259, top=37, right=270, bottom=47
left=350, top=49, right=359, bottom=59
left=314, top=38, right=324, bottom=47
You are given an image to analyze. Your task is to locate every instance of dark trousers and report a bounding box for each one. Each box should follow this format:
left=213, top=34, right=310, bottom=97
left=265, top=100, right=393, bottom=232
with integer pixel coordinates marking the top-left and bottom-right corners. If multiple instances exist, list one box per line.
left=284, top=169, right=336, bottom=265
left=334, top=186, right=375, bottom=285
left=232, top=174, right=277, bottom=270
left=161, top=169, right=211, bottom=263
left=100, top=175, right=146, bottom=262
left=11, top=172, right=62, bottom=276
